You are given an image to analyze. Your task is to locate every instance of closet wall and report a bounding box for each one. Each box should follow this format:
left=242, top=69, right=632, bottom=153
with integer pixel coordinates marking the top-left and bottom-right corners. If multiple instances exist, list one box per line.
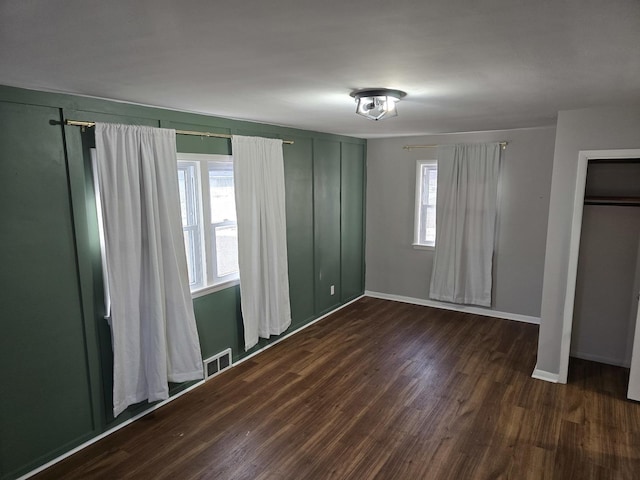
left=571, top=160, right=640, bottom=366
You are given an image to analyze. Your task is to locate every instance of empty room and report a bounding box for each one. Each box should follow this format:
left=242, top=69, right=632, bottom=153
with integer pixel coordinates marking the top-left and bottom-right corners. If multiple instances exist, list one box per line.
left=1, top=1, right=640, bottom=479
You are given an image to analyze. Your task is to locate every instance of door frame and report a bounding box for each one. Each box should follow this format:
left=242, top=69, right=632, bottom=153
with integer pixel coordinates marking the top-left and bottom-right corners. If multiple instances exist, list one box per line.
left=558, top=148, right=640, bottom=384
left=628, top=291, right=640, bottom=400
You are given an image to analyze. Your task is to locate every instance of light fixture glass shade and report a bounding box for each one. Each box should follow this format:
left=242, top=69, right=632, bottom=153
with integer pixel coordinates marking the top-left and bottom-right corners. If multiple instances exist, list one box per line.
left=351, top=88, right=406, bottom=121
left=355, top=96, right=398, bottom=121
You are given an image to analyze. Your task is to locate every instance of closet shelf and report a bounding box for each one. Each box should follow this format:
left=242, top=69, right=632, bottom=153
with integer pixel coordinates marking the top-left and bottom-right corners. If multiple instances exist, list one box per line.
left=584, top=196, right=640, bottom=207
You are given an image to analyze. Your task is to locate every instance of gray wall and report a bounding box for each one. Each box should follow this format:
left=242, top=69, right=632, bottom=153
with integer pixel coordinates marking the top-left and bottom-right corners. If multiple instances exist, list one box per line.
left=365, top=126, right=556, bottom=318
left=537, top=105, right=640, bottom=376
left=571, top=206, right=640, bottom=366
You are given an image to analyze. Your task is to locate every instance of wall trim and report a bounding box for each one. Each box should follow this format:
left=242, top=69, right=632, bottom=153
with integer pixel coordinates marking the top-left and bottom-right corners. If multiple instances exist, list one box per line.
left=570, top=351, right=630, bottom=368
left=364, top=292, right=558, bottom=383
left=15, top=379, right=205, bottom=480
left=364, top=290, right=540, bottom=325
left=234, top=294, right=365, bottom=367
left=531, top=367, right=560, bottom=383
left=17, top=294, right=365, bottom=480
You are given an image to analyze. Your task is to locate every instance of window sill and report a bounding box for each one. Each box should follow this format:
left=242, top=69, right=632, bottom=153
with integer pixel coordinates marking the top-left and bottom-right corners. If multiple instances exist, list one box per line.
left=191, top=279, right=240, bottom=299
left=412, top=243, right=435, bottom=251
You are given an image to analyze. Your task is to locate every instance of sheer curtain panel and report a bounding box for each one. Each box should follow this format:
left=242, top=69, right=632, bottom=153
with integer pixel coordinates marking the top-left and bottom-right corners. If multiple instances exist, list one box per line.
left=429, top=143, right=501, bottom=307
left=94, top=123, right=203, bottom=417
left=232, top=135, right=292, bottom=350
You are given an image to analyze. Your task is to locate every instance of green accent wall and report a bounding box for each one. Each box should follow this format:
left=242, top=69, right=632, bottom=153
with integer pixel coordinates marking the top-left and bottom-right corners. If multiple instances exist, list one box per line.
left=313, top=139, right=342, bottom=314
left=0, top=85, right=366, bottom=480
left=283, top=136, right=315, bottom=326
left=193, top=287, right=242, bottom=359
left=0, top=102, right=94, bottom=477
left=341, top=143, right=366, bottom=302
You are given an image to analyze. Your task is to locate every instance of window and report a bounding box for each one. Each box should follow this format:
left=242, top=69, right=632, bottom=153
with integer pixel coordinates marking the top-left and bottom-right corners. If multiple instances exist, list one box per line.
left=413, top=160, right=438, bottom=248
left=177, top=153, right=239, bottom=294
left=178, top=162, right=203, bottom=287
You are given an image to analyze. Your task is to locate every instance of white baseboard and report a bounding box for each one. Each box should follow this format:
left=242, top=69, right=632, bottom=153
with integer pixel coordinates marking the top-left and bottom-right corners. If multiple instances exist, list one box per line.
left=234, top=294, right=365, bottom=367
left=17, top=379, right=205, bottom=480
left=570, top=351, right=630, bottom=368
left=364, top=290, right=540, bottom=325
left=531, top=367, right=561, bottom=383
left=18, top=294, right=365, bottom=480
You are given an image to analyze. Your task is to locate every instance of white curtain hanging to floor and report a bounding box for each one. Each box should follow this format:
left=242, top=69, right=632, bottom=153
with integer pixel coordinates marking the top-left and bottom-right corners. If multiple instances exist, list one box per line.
left=94, top=123, right=203, bottom=417
left=429, top=143, right=501, bottom=307
left=231, top=135, right=292, bottom=350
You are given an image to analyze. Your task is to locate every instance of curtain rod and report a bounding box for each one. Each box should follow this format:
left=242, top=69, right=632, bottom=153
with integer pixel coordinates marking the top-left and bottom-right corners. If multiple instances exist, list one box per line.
left=65, top=120, right=294, bottom=145
left=403, top=141, right=508, bottom=151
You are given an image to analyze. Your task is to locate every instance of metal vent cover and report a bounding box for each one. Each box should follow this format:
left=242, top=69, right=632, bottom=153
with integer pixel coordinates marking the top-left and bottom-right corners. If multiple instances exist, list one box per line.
left=203, top=348, right=232, bottom=380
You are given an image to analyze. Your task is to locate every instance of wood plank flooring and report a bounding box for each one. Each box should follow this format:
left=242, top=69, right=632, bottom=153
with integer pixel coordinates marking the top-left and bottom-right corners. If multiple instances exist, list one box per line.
left=33, top=297, right=640, bottom=479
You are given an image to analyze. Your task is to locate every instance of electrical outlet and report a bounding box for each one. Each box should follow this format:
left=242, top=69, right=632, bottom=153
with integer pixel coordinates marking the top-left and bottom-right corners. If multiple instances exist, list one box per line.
left=330, top=285, right=335, bottom=295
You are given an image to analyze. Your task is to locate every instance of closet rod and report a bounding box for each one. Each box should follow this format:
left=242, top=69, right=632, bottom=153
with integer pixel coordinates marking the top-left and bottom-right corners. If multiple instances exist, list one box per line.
left=403, top=141, right=508, bottom=151
left=584, top=196, right=640, bottom=207
left=65, top=120, right=294, bottom=145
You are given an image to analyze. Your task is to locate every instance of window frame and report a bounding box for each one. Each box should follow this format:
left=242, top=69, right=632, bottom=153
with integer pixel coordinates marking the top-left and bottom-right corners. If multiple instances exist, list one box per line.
left=206, top=158, right=239, bottom=285
left=413, top=159, right=438, bottom=250
left=177, top=153, right=239, bottom=298
left=177, top=161, right=204, bottom=289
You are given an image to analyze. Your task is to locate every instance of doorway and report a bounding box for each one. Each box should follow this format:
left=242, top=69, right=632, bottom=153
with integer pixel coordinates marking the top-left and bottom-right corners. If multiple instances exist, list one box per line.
left=559, top=149, right=640, bottom=399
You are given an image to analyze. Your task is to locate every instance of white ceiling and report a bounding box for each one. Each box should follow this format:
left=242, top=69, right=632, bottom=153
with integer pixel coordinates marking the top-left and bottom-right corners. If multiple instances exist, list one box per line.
left=1, top=0, right=639, bottom=138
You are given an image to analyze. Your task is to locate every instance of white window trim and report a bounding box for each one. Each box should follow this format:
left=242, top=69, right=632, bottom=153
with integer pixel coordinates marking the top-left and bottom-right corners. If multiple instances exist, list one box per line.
left=191, top=278, right=240, bottom=298
left=177, top=160, right=204, bottom=289
left=413, top=159, right=437, bottom=250
left=177, top=152, right=239, bottom=297
left=90, top=149, right=112, bottom=318
left=412, top=243, right=435, bottom=251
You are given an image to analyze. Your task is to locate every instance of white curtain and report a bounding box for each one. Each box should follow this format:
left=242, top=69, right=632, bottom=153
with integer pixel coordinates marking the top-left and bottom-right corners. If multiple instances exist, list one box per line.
left=94, top=123, right=203, bottom=417
left=231, top=135, right=291, bottom=350
left=429, top=143, right=501, bottom=307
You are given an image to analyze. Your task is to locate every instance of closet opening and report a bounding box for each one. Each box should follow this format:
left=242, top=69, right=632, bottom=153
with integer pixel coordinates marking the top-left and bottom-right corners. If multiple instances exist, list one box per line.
left=559, top=150, right=640, bottom=400
left=571, top=159, right=640, bottom=367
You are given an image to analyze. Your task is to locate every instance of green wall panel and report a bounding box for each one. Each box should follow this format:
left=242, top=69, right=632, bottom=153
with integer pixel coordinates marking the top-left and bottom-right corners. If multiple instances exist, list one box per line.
left=0, top=102, right=94, bottom=477
left=0, top=85, right=366, bottom=480
left=313, top=139, right=342, bottom=314
left=341, top=143, right=366, bottom=302
left=193, top=286, right=242, bottom=361
left=284, top=137, right=315, bottom=325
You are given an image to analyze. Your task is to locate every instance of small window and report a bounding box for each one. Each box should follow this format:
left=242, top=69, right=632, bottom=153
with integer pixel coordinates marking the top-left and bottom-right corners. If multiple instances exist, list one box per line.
left=413, top=160, right=438, bottom=248
left=177, top=153, right=239, bottom=294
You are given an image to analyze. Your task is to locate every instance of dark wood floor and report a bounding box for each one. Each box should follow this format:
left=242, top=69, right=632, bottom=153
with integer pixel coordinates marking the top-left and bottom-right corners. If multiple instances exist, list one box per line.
left=34, top=297, right=640, bottom=479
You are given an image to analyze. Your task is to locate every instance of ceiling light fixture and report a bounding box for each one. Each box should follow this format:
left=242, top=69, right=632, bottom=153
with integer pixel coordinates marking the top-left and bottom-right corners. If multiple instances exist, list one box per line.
left=350, top=88, right=407, bottom=121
